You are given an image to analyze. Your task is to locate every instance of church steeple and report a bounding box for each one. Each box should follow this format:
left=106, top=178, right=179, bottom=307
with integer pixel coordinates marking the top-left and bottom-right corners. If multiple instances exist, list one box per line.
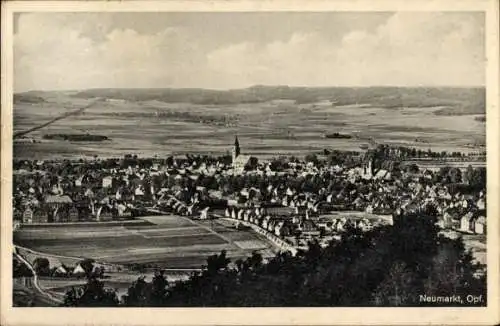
left=232, top=136, right=241, bottom=164
left=234, top=136, right=240, bottom=157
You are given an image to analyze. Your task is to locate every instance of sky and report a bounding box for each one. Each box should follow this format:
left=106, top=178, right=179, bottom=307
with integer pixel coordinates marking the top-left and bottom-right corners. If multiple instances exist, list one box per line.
left=13, top=12, right=485, bottom=92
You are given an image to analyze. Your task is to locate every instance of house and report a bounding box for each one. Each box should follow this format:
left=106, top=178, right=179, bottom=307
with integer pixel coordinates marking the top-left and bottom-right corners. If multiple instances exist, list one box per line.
left=68, top=206, right=79, bottom=222
left=267, top=219, right=277, bottom=232
left=91, top=264, right=104, bottom=277
left=460, top=212, right=474, bottom=233
left=474, top=216, right=486, bottom=234
left=300, top=220, right=320, bottom=237
left=116, top=203, right=129, bottom=217
left=72, top=264, right=86, bottom=277
left=262, top=215, right=271, bottom=229
left=275, top=220, right=293, bottom=237
left=333, top=218, right=347, bottom=232
left=439, top=211, right=454, bottom=229
left=357, top=218, right=372, bottom=231
left=96, top=205, right=113, bottom=221
left=75, top=175, right=84, bottom=187
left=274, top=221, right=284, bottom=236
left=374, top=169, right=391, bottom=180
left=134, top=186, right=145, bottom=197
left=243, top=211, right=250, bottom=221
left=22, top=207, right=33, bottom=224
left=233, top=155, right=251, bottom=174
left=45, top=195, right=73, bottom=222
left=45, top=194, right=73, bottom=206
left=352, top=197, right=365, bottom=210
left=476, top=198, right=486, bottom=210
left=52, top=265, right=68, bottom=277
left=265, top=206, right=295, bottom=216
left=199, top=207, right=210, bottom=220
left=102, top=176, right=113, bottom=188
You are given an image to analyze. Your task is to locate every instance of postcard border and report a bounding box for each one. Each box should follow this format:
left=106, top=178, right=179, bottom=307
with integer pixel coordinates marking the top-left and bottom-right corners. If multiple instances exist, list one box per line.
left=2, top=1, right=499, bottom=326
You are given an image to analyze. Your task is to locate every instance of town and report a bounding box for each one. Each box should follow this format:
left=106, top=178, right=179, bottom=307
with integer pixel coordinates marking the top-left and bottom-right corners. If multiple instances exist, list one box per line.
left=13, top=137, right=487, bottom=255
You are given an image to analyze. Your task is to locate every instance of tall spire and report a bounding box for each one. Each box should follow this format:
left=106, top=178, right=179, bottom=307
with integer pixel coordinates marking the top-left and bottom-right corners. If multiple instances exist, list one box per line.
left=234, top=136, right=240, bottom=157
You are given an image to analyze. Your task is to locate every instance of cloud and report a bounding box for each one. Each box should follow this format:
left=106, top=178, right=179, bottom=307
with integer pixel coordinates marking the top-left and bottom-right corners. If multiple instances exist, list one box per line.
left=14, top=12, right=484, bottom=92
left=206, top=12, right=485, bottom=88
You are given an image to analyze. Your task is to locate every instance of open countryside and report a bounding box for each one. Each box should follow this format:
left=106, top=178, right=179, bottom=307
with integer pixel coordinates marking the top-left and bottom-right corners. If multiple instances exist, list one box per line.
left=12, top=88, right=487, bottom=307
left=14, top=87, right=485, bottom=160
left=14, top=215, right=277, bottom=269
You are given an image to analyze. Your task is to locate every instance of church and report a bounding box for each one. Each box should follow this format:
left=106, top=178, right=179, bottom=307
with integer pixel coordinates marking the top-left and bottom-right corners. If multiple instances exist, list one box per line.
left=231, top=136, right=251, bottom=174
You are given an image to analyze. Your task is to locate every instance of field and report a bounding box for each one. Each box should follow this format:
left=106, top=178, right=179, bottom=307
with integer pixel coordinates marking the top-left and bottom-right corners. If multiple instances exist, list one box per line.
left=13, top=88, right=486, bottom=160
left=14, top=215, right=277, bottom=269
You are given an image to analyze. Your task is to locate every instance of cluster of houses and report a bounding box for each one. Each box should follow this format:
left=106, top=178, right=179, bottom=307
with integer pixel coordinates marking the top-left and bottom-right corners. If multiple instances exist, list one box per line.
left=30, top=255, right=107, bottom=279
left=13, top=138, right=486, bottom=238
left=47, top=262, right=104, bottom=279
left=222, top=205, right=378, bottom=241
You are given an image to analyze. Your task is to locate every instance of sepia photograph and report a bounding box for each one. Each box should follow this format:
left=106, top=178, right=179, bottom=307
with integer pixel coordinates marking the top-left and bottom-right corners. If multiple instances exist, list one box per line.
left=1, top=0, right=499, bottom=325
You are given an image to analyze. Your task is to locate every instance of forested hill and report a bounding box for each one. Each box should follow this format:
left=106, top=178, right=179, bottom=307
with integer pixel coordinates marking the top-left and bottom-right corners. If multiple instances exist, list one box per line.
left=68, top=86, right=485, bottom=115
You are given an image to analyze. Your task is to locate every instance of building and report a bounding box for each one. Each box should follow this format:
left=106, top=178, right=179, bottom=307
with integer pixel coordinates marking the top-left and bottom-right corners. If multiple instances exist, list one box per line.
left=102, top=176, right=113, bottom=188
left=68, top=206, right=79, bottom=222
left=231, top=136, right=251, bottom=174
left=199, top=207, right=210, bottom=220
left=474, top=215, right=486, bottom=234
left=22, top=207, right=33, bottom=224
left=52, top=265, right=68, bottom=277
left=72, top=264, right=86, bottom=277
left=460, top=212, right=474, bottom=233
left=96, top=205, right=113, bottom=221
left=45, top=195, right=73, bottom=222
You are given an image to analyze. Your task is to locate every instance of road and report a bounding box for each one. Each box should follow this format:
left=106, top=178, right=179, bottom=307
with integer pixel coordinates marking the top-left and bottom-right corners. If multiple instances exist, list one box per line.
left=13, top=250, right=63, bottom=306
left=13, top=99, right=103, bottom=139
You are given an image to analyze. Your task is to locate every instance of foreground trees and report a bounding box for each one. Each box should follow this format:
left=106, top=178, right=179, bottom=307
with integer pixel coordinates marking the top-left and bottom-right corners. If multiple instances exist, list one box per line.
left=63, top=208, right=486, bottom=307
left=63, top=277, right=119, bottom=307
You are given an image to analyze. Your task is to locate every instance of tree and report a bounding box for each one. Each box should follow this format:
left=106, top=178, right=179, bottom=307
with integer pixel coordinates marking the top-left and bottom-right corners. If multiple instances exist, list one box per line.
left=373, top=261, right=416, bottom=306
left=78, top=258, right=95, bottom=278
left=33, top=257, right=50, bottom=276
left=122, top=276, right=148, bottom=306
left=448, top=168, right=462, bottom=184
left=305, top=153, right=319, bottom=165
left=150, top=270, right=169, bottom=305
left=245, top=157, right=259, bottom=171
left=13, top=256, right=34, bottom=277
left=423, top=236, right=486, bottom=306
left=464, top=165, right=474, bottom=185
left=63, top=277, right=119, bottom=307
left=408, top=164, right=419, bottom=174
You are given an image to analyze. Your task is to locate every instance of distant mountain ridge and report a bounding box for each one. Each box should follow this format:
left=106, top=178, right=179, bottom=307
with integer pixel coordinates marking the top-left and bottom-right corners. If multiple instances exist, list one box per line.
left=16, top=86, right=485, bottom=115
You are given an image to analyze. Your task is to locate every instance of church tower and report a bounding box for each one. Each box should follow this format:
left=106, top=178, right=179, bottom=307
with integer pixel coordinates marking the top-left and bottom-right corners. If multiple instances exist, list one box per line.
left=232, top=136, right=241, bottom=163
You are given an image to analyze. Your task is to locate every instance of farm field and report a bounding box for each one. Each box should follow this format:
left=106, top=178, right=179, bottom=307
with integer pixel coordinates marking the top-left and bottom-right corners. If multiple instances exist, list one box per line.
left=14, top=215, right=277, bottom=269
left=13, top=89, right=485, bottom=160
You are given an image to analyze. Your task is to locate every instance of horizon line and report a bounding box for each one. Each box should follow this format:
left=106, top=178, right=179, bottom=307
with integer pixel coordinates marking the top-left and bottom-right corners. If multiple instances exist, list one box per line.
left=15, top=84, right=486, bottom=94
